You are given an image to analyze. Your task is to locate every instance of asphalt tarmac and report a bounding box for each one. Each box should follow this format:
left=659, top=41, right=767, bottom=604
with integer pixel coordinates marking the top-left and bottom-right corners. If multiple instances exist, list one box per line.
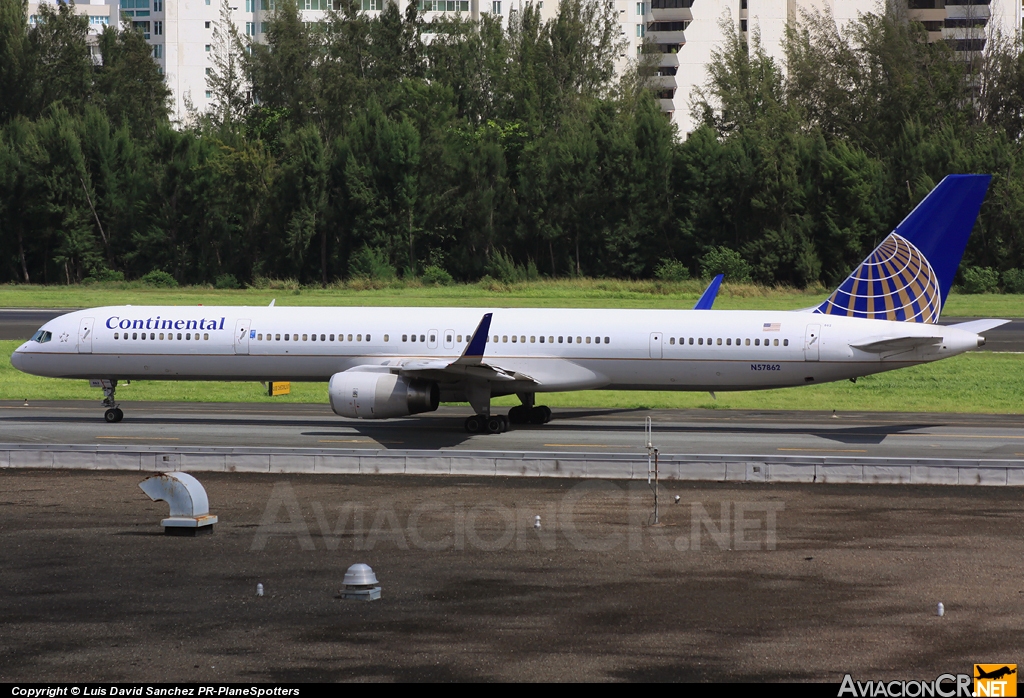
left=1, top=470, right=1021, bottom=682
left=2, top=308, right=1023, bottom=351
left=2, top=402, right=1023, bottom=461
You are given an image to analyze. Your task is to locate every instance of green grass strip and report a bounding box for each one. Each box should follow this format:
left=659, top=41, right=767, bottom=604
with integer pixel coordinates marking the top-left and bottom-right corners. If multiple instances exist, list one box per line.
left=0, top=282, right=1021, bottom=316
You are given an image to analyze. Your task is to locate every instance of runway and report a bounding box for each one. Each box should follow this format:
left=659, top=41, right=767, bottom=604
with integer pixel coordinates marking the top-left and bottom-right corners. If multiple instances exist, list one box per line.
left=2, top=402, right=1023, bottom=461
left=2, top=308, right=1023, bottom=351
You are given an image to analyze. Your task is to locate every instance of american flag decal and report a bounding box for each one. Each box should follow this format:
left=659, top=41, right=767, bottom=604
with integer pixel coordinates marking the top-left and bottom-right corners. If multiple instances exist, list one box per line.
left=763, top=322, right=781, bottom=331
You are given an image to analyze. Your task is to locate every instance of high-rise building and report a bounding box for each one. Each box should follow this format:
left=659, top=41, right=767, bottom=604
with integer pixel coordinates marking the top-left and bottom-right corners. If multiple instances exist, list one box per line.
left=24, top=0, right=1024, bottom=134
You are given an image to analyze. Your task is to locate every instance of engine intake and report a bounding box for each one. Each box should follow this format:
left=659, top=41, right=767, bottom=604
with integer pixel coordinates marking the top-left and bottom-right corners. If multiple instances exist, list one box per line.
left=329, top=371, right=439, bottom=419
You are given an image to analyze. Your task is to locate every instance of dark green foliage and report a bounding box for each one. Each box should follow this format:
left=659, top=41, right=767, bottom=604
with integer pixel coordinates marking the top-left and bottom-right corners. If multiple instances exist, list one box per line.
left=960, top=267, right=1000, bottom=294
left=1003, top=269, right=1024, bottom=294
left=5, top=3, right=1024, bottom=288
left=700, top=247, right=752, bottom=283
left=214, top=273, right=240, bottom=289
left=141, top=270, right=178, bottom=287
left=420, top=265, right=453, bottom=286
left=655, top=259, right=690, bottom=282
left=347, top=244, right=396, bottom=280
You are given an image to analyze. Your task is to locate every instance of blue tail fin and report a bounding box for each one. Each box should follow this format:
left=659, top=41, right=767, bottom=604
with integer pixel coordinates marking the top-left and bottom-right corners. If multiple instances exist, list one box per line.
left=693, top=274, right=723, bottom=310
left=815, top=174, right=991, bottom=323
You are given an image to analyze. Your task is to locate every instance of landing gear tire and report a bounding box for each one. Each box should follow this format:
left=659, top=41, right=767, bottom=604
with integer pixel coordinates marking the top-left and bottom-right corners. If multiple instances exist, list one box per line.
left=529, top=406, right=552, bottom=425
left=104, top=408, right=123, bottom=423
left=508, top=405, right=529, bottom=424
left=486, top=415, right=507, bottom=434
left=465, top=414, right=484, bottom=433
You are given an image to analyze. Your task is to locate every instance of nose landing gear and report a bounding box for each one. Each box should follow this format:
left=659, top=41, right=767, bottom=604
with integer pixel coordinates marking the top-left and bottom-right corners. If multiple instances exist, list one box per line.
left=101, top=380, right=123, bottom=423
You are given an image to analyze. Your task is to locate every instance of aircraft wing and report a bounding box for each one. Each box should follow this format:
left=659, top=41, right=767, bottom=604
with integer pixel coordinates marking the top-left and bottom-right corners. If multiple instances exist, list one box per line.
left=398, top=360, right=537, bottom=383
left=850, top=336, right=944, bottom=353
left=395, top=313, right=538, bottom=384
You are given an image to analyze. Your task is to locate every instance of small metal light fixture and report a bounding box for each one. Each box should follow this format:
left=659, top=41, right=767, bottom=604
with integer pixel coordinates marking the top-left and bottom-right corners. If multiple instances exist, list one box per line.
left=341, top=563, right=381, bottom=601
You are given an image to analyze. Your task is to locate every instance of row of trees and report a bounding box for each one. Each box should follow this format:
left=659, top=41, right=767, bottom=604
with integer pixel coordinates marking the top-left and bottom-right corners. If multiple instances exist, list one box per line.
left=2, top=0, right=1024, bottom=288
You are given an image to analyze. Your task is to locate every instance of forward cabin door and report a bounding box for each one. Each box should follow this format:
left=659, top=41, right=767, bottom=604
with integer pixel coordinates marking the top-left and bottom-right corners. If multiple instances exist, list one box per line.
left=234, top=319, right=251, bottom=355
left=804, top=324, right=820, bottom=362
left=649, top=332, right=663, bottom=359
left=78, top=317, right=94, bottom=354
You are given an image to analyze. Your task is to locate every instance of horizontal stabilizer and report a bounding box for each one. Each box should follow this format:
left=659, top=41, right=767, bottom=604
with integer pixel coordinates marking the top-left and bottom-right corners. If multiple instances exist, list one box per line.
left=851, top=336, right=943, bottom=353
left=946, top=318, right=1010, bottom=334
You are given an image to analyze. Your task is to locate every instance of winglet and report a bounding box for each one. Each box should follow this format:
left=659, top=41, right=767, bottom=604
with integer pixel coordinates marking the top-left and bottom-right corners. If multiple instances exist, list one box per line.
left=694, top=274, right=724, bottom=310
left=455, top=313, right=492, bottom=365
left=269, top=299, right=276, bottom=307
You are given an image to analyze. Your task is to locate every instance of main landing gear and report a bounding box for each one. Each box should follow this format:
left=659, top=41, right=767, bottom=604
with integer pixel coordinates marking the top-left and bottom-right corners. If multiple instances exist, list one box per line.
left=101, top=380, right=123, bottom=423
left=463, top=393, right=552, bottom=434
left=465, top=413, right=508, bottom=434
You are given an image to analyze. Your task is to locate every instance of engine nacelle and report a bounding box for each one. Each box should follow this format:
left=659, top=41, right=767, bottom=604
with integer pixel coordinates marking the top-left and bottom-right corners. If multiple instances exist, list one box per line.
left=329, top=371, right=440, bottom=419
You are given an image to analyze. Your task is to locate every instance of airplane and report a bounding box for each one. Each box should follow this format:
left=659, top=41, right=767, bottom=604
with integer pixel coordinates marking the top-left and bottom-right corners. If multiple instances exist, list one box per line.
left=10, top=174, right=1009, bottom=434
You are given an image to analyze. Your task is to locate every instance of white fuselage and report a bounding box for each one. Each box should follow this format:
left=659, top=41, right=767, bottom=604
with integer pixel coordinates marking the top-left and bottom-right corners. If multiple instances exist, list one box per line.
left=10, top=305, right=984, bottom=396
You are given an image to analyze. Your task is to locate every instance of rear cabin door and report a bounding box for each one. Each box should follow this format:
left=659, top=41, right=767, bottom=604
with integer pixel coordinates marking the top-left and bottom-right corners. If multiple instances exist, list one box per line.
left=234, top=319, right=251, bottom=355
left=804, top=324, right=820, bottom=362
left=649, top=332, right=663, bottom=359
left=78, top=317, right=94, bottom=354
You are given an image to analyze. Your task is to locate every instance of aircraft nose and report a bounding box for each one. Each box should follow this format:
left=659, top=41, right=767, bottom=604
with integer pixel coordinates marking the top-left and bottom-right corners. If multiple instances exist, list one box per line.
left=10, top=349, right=26, bottom=371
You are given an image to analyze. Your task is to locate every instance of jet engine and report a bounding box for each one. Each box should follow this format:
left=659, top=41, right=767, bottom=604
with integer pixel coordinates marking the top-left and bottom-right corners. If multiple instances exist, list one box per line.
left=329, top=371, right=440, bottom=419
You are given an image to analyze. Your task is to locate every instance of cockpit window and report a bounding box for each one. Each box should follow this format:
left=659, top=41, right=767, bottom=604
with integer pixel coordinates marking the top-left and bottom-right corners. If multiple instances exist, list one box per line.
left=30, top=330, right=52, bottom=343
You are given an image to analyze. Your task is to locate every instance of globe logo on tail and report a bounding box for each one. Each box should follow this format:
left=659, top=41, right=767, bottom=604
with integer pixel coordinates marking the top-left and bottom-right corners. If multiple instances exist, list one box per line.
left=815, top=233, right=942, bottom=324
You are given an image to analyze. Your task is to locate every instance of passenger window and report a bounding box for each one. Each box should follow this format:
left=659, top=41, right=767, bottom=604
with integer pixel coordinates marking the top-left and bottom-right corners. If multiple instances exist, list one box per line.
left=274, top=334, right=280, bottom=341
left=604, top=337, right=609, bottom=343
left=446, top=334, right=452, bottom=342
left=403, top=335, right=408, bottom=342
left=558, top=336, right=563, bottom=343
left=774, top=339, right=779, bottom=346
left=784, top=339, right=789, bottom=346
left=133, top=333, right=138, bottom=340
left=698, top=338, right=703, bottom=345
left=411, top=335, right=416, bottom=342
left=586, top=337, right=591, bottom=344
left=384, top=335, right=389, bottom=342
left=530, top=336, right=535, bottom=343
left=745, top=338, right=750, bottom=346
left=114, top=333, right=119, bottom=339
left=185, top=333, right=190, bottom=340
left=366, top=335, right=371, bottom=342
left=670, top=337, right=675, bottom=345
left=726, top=338, right=731, bottom=345
left=357, top=334, right=362, bottom=341
left=429, top=334, right=435, bottom=342
left=457, top=335, right=462, bottom=342
left=521, top=336, right=526, bottom=343
left=755, top=338, right=760, bottom=346
left=688, top=338, right=693, bottom=345
left=204, top=333, right=209, bottom=340
left=346, top=334, right=352, bottom=341
left=539, top=336, right=545, bottom=343
left=419, top=334, right=424, bottom=342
